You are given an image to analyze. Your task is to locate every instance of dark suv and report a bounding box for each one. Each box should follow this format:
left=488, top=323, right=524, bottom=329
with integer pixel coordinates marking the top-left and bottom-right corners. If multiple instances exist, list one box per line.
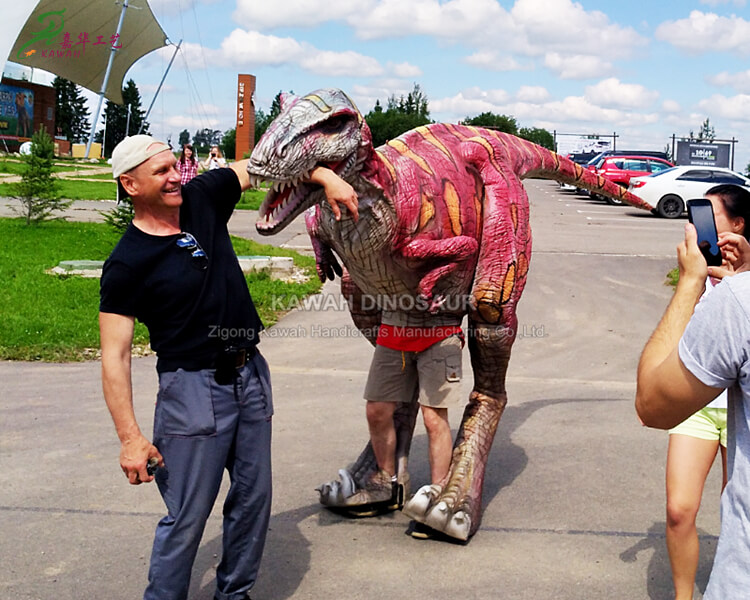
left=589, top=155, right=674, bottom=205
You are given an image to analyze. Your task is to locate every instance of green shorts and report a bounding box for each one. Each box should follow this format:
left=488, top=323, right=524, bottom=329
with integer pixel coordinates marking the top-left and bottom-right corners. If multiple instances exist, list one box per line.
left=363, top=335, right=463, bottom=408
left=669, top=406, right=728, bottom=447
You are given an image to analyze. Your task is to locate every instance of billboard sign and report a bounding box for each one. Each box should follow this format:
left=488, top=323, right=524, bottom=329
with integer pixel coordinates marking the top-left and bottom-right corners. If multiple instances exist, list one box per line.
left=675, top=141, right=731, bottom=168
left=0, top=84, right=34, bottom=139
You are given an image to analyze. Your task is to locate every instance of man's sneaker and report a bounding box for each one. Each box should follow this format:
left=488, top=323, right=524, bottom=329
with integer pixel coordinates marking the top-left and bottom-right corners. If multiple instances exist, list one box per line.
left=408, top=520, right=436, bottom=539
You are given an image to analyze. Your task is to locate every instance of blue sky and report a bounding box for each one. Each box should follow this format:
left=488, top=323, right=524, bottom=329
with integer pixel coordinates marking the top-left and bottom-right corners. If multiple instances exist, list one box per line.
left=3, top=0, right=750, bottom=168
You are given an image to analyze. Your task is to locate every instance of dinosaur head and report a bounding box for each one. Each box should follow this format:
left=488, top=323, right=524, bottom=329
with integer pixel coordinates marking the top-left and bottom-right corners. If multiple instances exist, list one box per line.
left=248, top=88, right=371, bottom=235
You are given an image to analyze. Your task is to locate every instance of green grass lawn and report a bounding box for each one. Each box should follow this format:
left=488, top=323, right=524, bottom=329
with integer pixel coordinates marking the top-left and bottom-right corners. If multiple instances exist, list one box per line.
left=0, top=159, right=101, bottom=176
left=0, top=218, right=321, bottom=361
left=0, top=179, right=117, bottom=201
left=236, top=188, right=266, bottom=210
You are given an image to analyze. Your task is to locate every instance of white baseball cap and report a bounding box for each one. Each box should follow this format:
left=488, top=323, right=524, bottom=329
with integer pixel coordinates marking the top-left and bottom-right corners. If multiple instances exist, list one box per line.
left=111, top=135, right=171, bottom=179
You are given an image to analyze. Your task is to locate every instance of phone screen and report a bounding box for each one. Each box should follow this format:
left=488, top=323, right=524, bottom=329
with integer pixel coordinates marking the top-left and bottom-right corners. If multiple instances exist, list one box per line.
left=687, top=199, right=722, bottom=267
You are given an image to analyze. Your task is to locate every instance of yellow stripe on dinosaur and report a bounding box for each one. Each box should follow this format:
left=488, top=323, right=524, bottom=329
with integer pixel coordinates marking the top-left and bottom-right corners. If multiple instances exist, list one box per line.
left=419, top=193, right=435, bottom=230
left=444, top=181, right=462, bottom=236
left=501, top=263, right=516, bottom=304
left=387, top=139, right=434, bottom=175
left=303, top=94, right=333, bottom=113
left=376, top=149, right=398, bottom=183
left=415, top=126, right=455, bottom=163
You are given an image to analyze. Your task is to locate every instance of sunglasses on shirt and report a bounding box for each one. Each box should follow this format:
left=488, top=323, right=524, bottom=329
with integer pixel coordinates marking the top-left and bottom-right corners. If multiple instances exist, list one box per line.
left=176, top=232, right=208, bottom=270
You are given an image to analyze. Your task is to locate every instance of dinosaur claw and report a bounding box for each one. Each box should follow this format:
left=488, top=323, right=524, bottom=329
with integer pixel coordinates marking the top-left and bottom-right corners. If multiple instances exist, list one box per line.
left=444, top=511, right=471, bottom=541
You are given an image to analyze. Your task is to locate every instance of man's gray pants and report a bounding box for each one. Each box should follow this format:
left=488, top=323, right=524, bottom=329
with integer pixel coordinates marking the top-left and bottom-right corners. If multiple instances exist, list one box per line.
left=144, top=352, right=273, bottom=600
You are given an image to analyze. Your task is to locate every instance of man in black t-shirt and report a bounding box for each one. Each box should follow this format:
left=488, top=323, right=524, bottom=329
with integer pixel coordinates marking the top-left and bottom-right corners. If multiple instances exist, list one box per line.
left=100, top=135, right=356, bottom=600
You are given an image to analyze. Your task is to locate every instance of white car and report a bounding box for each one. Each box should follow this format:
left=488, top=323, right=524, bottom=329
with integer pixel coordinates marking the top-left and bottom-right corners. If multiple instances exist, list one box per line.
left=628, top=166, right=750, bottom=218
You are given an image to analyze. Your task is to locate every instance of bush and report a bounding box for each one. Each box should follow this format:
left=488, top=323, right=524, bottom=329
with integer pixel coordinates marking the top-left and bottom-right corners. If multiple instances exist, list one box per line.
left=11, top=127, right=71, bottom=225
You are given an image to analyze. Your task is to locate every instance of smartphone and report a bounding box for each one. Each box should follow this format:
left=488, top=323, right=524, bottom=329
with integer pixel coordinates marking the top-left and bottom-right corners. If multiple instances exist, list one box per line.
left=687, top=199, right=722, bottom=267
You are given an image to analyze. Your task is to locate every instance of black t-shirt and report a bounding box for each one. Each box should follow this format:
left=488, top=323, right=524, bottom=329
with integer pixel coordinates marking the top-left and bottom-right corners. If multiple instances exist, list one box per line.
left=100, top=168, right=263, bottom=372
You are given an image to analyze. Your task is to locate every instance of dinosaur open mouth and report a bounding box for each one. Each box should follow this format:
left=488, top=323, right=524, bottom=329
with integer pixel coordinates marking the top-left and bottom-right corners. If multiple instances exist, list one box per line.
left=255, top=176, right=317, bottom=235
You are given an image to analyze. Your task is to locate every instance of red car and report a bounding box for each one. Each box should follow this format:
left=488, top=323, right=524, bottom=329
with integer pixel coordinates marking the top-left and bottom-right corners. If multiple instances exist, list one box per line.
left=589, top=155, right=674, bottom=205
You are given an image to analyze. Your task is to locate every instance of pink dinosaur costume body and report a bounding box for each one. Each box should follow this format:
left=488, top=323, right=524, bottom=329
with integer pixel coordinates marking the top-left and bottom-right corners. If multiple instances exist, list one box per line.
left=247, top=89, right=652, bottom=541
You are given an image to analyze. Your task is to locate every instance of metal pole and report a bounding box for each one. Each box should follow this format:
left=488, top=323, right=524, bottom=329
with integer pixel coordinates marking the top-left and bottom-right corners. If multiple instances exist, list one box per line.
left=102, top=111, right=107, bottom=159
left=125, top=104, right=131, bottom=137
left=139, top=39, right=182, bottom=134
left=85, top=0, right=129, bottom=158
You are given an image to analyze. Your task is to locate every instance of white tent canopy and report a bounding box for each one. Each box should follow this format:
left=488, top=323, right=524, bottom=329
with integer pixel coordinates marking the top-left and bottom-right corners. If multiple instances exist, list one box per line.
left=7, top=0, right=167, bottom=105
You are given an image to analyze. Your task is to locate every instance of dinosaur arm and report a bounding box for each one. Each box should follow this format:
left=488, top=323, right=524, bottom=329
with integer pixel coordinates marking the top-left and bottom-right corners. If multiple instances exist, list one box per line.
left=402, top=236, right=479, bottom=307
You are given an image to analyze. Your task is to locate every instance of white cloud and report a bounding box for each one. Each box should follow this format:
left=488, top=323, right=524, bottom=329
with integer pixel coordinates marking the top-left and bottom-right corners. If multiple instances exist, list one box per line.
left=697, top=94, right=750, bottom=121
left=463, top=51, right=526, bottom=71
left=352, top=0, right=512, bottom=41
left=544, top=53, right=614, bottom=80
left=584, top=78, right=659, bottom=109
left=233, top=0, right=371, bottom=29
left=662, top=100, right=682, bottom=113
left=178, top=30, right=385, bottom=77
left=699, top=0, right=746, bottom=6
left=516, top=86, right=550, bottom=103
left=387, top=62, right=423, bottom=78
left=708, top=70, right=750, bottom=93
left=509, top=0, right=645, bottom=57
left=655, top=11, right=750, bottom=55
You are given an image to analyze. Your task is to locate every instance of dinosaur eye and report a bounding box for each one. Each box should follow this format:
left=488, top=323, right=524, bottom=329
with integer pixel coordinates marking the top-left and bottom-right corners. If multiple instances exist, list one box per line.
left=317, top=115, right=351, bottom=134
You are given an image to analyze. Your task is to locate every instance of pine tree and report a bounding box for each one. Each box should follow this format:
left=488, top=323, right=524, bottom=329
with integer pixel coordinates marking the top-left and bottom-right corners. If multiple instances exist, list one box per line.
left=94, top=79, right=150, bottom=157
left=12, top=127, right=70, bottom=225
left=178, top=129, right=190, bottom=146
left=53, top=77, right=90, bottom=143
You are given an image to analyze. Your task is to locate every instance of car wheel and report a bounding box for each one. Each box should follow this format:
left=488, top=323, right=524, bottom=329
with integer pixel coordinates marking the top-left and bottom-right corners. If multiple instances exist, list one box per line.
left=604, top=183, right=626, bottom=205
left=656, top=194, right=684, bottom=219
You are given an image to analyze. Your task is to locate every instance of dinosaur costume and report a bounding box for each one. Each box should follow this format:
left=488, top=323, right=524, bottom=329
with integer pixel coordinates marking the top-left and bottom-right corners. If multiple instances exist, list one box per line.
left=247, top=89, right=652, bottom=542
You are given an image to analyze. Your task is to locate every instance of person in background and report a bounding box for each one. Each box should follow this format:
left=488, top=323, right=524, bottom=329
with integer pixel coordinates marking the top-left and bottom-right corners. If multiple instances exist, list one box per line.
left=176, top=144, right=199, bottom=185
left=664, top=184, right=750, bottom=600
left=203, top=144, right=227, bottom=171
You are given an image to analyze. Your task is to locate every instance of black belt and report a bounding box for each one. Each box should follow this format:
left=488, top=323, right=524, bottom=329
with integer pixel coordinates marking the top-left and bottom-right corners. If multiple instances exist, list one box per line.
left=214, top=345, right=257, bottom=384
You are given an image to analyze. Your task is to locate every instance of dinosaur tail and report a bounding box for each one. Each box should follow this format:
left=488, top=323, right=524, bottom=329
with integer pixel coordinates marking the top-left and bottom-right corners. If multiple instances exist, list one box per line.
left=508, top=135, right=654, bottom=212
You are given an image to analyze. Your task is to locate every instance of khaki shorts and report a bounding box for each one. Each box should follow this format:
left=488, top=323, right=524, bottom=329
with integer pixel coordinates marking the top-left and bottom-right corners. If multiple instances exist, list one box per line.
left=363, top=335, right=463, bottom=408
left=669, top=406, right=728, bottom=447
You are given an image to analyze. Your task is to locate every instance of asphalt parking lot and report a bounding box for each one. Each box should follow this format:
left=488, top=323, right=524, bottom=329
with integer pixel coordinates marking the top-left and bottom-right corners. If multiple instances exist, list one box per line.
left=0, top=181, right=722, bottom=599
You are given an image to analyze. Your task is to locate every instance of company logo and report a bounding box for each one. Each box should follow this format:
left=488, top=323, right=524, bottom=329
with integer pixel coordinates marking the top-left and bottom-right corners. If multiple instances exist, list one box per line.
left=17, top=9, right=123, bottom=60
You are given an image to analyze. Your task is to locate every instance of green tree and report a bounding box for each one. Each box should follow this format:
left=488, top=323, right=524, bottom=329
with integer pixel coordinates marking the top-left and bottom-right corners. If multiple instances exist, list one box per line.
left=365, top=84, right=432, bottom=147
left=178, top=129, right=190, bottom=147
left=519, top=126, right=554, bottom=150
left=255, top=90, right=289, bottom=143
left=689, top=117, right=716, bottom=142
left=462, top=112, right=518, bottom=135
left=11, top=126, right=69, bottom=225
left=53, top=77, right=90, bottom=143
left=193, top=128, right=222, bottom=155
left=94, top=79, right=150, bottom=157
left=222, top=127, right=236, bottom=160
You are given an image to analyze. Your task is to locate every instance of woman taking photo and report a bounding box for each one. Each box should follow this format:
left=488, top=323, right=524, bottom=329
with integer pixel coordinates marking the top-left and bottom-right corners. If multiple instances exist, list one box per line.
left=203, top=145, right=227, bottom=170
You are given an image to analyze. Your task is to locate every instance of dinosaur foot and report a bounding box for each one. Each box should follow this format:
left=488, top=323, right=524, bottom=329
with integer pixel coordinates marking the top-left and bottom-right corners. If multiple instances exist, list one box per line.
left=317, top=468, right=406, bottom=518
left=402, top=484, right=471, bottom=542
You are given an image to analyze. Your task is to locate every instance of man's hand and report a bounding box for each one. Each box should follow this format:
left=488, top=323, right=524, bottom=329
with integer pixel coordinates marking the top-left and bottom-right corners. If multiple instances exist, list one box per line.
left=120, top=433, right=163, bottom=485
left=710, top=231, right=750, bottom=279
left=307, top=166, right=359, bottom=222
